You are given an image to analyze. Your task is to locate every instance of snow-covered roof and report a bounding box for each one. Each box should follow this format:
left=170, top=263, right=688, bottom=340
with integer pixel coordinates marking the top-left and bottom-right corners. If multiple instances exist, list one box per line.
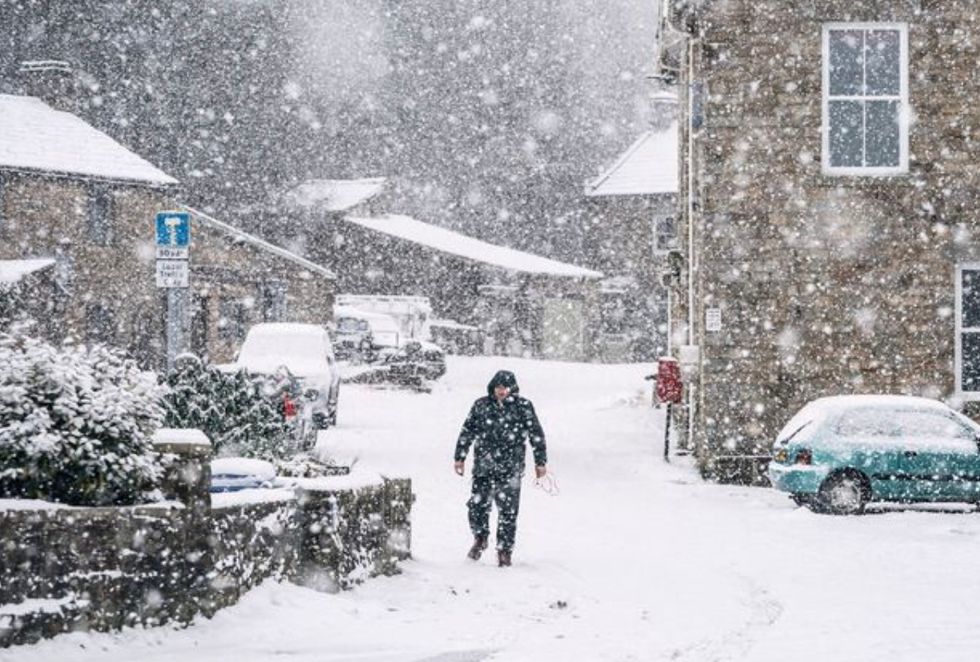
left=0, top=95, right=177, bottom=186
left=344, top=214, right=602, bottom=279
left=0, top=258, right=56, bottom=285
left=285, top=178, right=386, bottom=212
left=585, top=123, right=678, bottom=197
left=430, top=318, right=479, bottom=331
left=182, top=205, right=336, bottom=280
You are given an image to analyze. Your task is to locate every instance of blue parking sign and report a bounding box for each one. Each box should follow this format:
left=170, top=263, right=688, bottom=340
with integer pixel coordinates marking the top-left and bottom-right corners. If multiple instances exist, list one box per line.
left=155, top=211, right=191, bottom=247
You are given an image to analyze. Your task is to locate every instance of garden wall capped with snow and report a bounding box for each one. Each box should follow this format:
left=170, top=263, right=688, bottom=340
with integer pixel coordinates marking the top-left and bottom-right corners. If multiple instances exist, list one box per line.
left=0, top=466, right=413, bottom=648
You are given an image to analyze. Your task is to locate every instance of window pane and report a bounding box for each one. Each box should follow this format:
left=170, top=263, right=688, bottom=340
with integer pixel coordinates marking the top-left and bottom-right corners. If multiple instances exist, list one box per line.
left=963, top=332, right=980, bottom=392
left=836, top=409, right=899, bottom=437
left=892, top=411, right=974, bottom=441
left=865, top=100, right=900, bottom=168
left=828, top=29, right=864, bottom=96
left=865, top=30, right=901, bottom=96
left=828, top=100, right=863, bottom=167
left=962, top=270, right=980, bottom=328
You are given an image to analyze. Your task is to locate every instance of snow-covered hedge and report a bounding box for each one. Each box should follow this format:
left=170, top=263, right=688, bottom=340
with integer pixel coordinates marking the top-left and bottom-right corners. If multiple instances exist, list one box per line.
left=163, top=355, right=293, bottom=461
left=0, top=334, right=165, bottom=506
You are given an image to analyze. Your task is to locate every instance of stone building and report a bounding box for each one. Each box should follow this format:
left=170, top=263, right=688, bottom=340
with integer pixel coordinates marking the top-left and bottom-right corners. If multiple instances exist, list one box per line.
left=0, top=93, right=178, bottom=365
left=659, top=1, right=980, bottom=481
left=584, top=94, right=679, bottom=362
left=0, top=93, right=334, bottom=367
left=330, top=213, right=603, bottom=360
left=183, top=208, right=336, bottom=363
left=275, top=178, right=604, bottom=360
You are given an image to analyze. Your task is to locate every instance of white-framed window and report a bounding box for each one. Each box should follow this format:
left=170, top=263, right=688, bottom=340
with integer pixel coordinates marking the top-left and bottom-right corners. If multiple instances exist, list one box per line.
left=822, top=23, right=909, bottom=176
left=956, top=264, right=980, bottom=399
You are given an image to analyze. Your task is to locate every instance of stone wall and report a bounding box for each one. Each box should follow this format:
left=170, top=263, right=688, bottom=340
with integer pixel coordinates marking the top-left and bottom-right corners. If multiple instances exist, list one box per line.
left=671, top=1, right=980, bottom=481
left=0, top=446, right=412, bottom=648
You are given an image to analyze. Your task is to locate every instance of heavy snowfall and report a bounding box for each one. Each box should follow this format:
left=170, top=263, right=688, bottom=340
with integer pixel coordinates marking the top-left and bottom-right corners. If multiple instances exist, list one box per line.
left=5, top=0, right=980, bottom=660
left=3, top=357, right=980, bottom=661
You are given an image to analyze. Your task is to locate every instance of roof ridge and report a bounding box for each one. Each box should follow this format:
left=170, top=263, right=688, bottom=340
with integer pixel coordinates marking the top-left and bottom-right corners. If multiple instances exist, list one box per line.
left=344, top=213, right=602, bottom=279
left=181, top=205, right=336, bottom=280
left=585, top=130, right=655, bottom=194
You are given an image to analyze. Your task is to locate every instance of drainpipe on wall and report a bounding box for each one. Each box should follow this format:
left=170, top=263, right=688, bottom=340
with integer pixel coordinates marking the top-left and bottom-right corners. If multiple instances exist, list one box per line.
left=685, top=35, right=698, bottom=450
left=658, top=0, right=700, bottom=454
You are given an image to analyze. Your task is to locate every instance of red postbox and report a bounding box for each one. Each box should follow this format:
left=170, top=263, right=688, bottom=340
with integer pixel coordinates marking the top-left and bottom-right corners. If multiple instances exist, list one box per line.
left=282, top=393, right=298, bottom=420
left=655, top=357, right=683, bottom=405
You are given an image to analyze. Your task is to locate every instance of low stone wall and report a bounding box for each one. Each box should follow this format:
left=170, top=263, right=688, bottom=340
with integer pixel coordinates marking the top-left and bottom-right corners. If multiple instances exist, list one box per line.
left=0, top=442, right=413, bottom=648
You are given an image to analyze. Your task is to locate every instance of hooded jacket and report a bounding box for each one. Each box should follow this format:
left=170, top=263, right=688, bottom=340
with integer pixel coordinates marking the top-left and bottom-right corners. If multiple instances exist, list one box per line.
left=454, top=370, right=547, bottom=476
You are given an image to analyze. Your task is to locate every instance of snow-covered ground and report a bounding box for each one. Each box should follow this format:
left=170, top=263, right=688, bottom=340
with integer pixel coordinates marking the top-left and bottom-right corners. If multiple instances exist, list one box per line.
left=6, top=356, right=980, bottom=662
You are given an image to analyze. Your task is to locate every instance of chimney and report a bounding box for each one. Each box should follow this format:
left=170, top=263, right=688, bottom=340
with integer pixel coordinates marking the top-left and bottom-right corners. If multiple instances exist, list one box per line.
left=18, top=60, right=76, bottom=111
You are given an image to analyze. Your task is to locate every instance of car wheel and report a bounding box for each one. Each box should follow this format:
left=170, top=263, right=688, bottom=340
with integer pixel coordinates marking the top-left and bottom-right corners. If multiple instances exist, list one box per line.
left=313, top=409, right=332, bottom=430
left=790, top=494, right=812, bottom=508
left=816, top=471, right=868, bottom=515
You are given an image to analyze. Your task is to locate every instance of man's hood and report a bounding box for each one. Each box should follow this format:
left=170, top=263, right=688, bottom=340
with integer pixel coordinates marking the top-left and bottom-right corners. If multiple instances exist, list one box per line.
left=486, top=370, right=519, bottom=396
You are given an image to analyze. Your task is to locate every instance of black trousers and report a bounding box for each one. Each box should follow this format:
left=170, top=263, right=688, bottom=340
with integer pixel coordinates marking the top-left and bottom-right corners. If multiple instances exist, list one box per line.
left=468, top=472, right=522, bottom=551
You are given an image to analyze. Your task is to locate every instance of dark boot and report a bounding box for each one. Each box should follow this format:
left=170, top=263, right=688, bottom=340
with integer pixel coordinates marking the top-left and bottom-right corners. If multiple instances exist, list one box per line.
left=497, top=550, right=512, bottom=567
left=467, top=535, right=488, bottom=560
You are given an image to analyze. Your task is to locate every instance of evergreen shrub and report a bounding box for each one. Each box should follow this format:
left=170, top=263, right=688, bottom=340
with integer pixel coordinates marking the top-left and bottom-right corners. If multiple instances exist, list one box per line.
left=162, top=354, right=293, bottom=461
left=0, top=334, right=165, bottom=506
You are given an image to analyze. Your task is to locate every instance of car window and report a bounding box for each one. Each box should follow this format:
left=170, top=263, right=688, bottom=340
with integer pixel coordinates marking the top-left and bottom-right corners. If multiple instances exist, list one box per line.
left=835, top=408, right=898, bottom=437
left=891, top=411, right=974, bottom=441
left=835, top=408, right=975, bottom=442
left=337, top=318, right=361, bottom=333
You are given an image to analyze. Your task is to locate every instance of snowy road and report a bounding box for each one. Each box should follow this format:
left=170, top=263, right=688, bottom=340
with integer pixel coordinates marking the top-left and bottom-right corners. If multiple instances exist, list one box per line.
left=7, top=356, right=980, bottom=661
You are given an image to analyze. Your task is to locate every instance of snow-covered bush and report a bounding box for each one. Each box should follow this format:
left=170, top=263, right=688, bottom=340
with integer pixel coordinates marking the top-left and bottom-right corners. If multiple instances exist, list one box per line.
left=162, top=354, right=293, bottom=461
left=0, top=334, right=165, bottom=506
left=0, top=284, right=28, bottom=333
left=274, top=453, right=345, bottom=478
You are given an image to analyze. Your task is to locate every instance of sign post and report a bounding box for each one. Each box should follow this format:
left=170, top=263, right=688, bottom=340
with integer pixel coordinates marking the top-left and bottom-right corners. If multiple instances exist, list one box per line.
left=155, top=211, right=191, bottom=369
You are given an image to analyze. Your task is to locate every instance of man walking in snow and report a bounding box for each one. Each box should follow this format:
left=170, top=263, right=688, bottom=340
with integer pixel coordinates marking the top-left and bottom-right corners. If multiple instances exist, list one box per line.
left=454, top=370, right=547, bottom=567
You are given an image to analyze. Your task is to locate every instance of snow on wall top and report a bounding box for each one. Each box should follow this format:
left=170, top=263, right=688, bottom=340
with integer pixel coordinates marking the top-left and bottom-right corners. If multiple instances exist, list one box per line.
left=152, top=428, right=212, bottom=448
left=345, top=214, right=603, bottom=279
left=0, top=95, right=177, bottom=186
left=284, top=178, right=386, bottom=211
left=0, top=258, right=56, bottom=284
left=585, top=122, right=679, bottom=197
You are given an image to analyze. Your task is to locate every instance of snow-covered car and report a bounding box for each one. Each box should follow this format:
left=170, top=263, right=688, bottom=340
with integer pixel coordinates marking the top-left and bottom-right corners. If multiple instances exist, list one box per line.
left=381, top=339, right=446, bottom=385
left=233, top=323, right=341, bottom=428
left=210, top=457, right=276, bottom=493
left=768, top=395, right=980, bottom=514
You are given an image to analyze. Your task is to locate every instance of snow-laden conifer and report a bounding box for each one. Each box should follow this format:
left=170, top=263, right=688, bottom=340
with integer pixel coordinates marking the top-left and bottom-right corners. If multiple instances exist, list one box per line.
left=0, top=334, right=164, bottom=505
left=162, top=354, right=293, bottom=461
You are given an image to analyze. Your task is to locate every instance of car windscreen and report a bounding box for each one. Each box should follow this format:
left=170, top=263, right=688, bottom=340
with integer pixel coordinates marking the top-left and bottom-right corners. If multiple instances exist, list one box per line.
left=336, top=318, right=365, bottom=334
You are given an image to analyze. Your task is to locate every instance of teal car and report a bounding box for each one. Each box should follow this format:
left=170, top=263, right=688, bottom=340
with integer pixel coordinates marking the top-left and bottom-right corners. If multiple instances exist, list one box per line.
left=768, top=395, right=980, bottom=514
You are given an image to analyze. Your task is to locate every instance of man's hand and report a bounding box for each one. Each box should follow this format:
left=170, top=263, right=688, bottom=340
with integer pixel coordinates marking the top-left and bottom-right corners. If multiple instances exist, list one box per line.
left=454, top=460, right=465, bottom=476
left=535, top=464, right=547, bottom=479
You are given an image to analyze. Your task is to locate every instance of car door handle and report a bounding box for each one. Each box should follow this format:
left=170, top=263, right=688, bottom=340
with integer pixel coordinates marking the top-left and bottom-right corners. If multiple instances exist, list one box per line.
left=904, top=451, right=919, bottom=457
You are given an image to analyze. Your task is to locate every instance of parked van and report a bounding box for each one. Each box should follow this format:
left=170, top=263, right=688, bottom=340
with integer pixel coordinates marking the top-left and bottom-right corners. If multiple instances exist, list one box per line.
left=333, top=306, right=401, bottom=360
